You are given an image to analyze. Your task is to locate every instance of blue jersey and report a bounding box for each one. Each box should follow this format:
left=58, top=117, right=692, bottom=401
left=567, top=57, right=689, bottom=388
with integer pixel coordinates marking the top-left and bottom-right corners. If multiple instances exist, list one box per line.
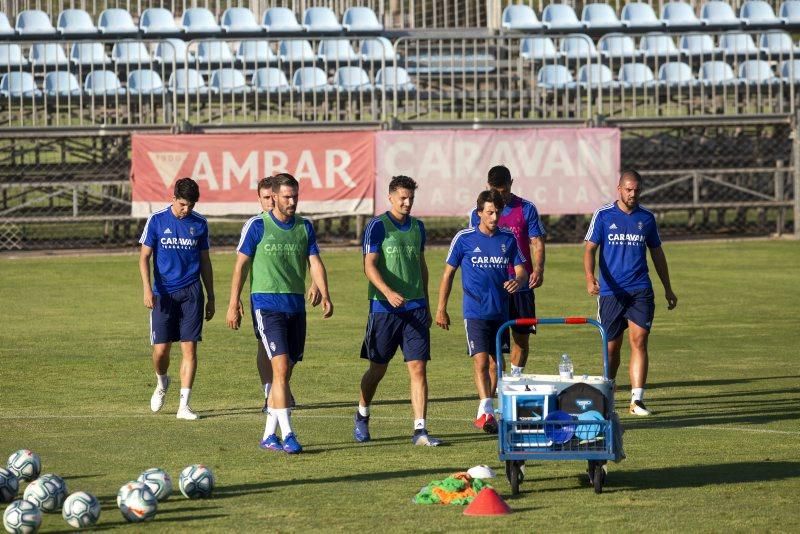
left=363, top=212, right=427, bottom=313
left=585, top=202, right=662, bottom=296
left=237, top=210, right=319, bottom=313
left=446, top=227, right=525, bottom=321
left=139, top=206, right=209, bottom=295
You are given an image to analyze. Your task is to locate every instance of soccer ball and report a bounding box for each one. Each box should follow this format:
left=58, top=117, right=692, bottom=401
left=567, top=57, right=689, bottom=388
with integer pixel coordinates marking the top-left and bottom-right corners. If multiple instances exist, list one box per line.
left=2, top=499, right=41, bottom=534
left=61, top=492, right=100, bottom=529
left=137, top=468, right=173, bottom=501
left=22, top=474, right=67, bottom=513
left=0, top=468, right=19, bottom=503
left=119, top=484, right=157, bottom=523
left=116, top=481, right=144, bottom=509
left=179, top=465, right=214, bottom=499
left=6, top=451, right=41, bottom=482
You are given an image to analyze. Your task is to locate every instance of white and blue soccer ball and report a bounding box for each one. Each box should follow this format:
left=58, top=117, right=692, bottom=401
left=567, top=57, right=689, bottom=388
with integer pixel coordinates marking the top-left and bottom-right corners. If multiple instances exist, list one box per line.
left=137, top=468, right=172, bottom=502
left=116, top=481, right=144, bottom=509
left=62, top=491, right=100, bottom=529
left=2, top=499, right=42, bottom=534
left=22, top=474, right=67, bottom=513
left=6, top=451, right=40, bottom=483
left=0, top=468, right=19, bottom=503
left=119, top=484, right=157, bottom=523
left=179, top=465, right=214, bottom=499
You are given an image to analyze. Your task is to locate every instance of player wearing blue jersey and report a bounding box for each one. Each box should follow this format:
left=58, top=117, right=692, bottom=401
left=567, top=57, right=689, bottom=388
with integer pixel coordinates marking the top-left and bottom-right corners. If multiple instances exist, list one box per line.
left=139, top=177, right=215, bottom=421
left=437, top=190, right=527, bottom=434
left=584, top=170, right=677, bottom=416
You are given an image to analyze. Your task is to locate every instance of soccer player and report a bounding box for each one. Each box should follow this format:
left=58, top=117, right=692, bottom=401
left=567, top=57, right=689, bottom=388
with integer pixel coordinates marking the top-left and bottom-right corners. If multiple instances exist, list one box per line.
left=436, top=190, right=527, bottom=434
left=354, top=175, right=441, bottom=447
left=584, top=170, right=678, bottom=416
left=469, top=165, right=545, bottom=377
left=139, top=177, right=215, bottom=421
left=226, top=173, right=333, bottom=454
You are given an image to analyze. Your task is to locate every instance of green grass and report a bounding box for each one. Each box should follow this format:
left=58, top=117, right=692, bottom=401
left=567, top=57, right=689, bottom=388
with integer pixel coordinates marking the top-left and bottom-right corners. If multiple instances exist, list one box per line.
left=1, top=241, right=799, bottom=532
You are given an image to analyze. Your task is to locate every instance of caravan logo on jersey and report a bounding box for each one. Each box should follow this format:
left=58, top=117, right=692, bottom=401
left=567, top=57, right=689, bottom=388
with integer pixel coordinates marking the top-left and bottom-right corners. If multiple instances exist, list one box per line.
left=160, top=237, right=199, bottom=249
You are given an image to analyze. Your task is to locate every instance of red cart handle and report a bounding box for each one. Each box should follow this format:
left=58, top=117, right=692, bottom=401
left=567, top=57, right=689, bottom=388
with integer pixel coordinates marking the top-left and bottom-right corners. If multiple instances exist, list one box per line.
left=514, top=317, right=587, bottom=327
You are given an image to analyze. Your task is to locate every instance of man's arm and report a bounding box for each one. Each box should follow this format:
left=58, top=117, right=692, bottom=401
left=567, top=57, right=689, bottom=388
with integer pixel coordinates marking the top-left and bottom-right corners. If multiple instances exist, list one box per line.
left=584, top=241, right=600, bottom=296
left=435, top=264, right=457, bottom=330
left=226, top=252, right=252, bottom=329
left=199, top=249, right=215, bottom=321
left=529, top=236, right=545, bottom=288
left=306, top=258, right=321, bottom=307
left=650, top=246, right=678, bottom=310
left=308, top=255, right=333, bottom=318
left=364, top=252, right=405, bottom=308
left=420, top=251, right=431, bottom=326
left=139, top=245, right=154, bottom=309
left=504, top=264, right=528, bottom=294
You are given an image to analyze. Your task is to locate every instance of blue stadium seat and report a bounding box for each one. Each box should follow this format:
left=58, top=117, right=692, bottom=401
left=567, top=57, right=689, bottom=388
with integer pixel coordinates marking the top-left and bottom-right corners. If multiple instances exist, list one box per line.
left=303, top=7, right=342, bottom=32
left=661, top=2, right=702, bottom=27
left=599, top=33, right=641, bottom=59
left=0, top=13, right=14, bottom=36
left=112, top=41, right=151, bottom=66
left=698, top=60, right=737, bottom=85
left=520, top=36, right=560, bottom=61
left=619, top=63, right=657, bottom=88
left=779, top=0, right=800, bottom=22
left=581, top=3, right=624, bottom=30
left=154, top=39, right=194, bottom=65
left=779, top=59, right=800, bottom=82
left=278, top=40, right=317, bottom=63
left=16, top=10, right=56, bottom=35
left=262, top=7, right=302, bottom=32
left=169, top=68, right=209, bottom=96
left=575, top=64, right=619, bottom=88
left=700, top=1, right=740, bottom=27
left=210, top=68, right=251, bottom=94
left=657, top=61, right=696, bottom=87
left=83, top=70, right=125, bottom=96
left=252, top=67, right=291, bottom=94
left=1, top=72, right=42, bottom=98
left=318, top=39, right=358, bottom=62
left=501, top=5, right=543, bottom=30
left=128, top=69, right=166, bottom=96
left=375, top=67, right=415, bottom=92
left=560, top=34, right=599, bottom=61
left=30, top=43, right=69, bottom=68
left=197, top=41, right=234, bottom=65
left=719, top=32, right=763, bottom=56
left=293, top=66, right=333, bottom=92
left=98, top=9, right=137, bottom=34
left=620, top=2, right=663, bottom=29
left=360, top=37, right=397, bottom=62
left=140, top=8, right=181, bottom=35
left=236, top=41, right=277, bottom=65
left=740, top=0, right=783, bottom=25
left=0, top=44, right=28, bottom=68
left=679, top=33, right=722, bottom=57
left=760, top=30, right=800, bottom=55
left=57, top=9, right=98, bottom=35
left=536, top=64, right=575, bottom=89
left=640, top=33, right=681, bottom=58
left=221, top=8, right=262, bottom=34
left=335, top=66, right=372, bottom=91
left=738, top=59, right=779, bottom=83
left=542, top=4, right=583, bottom=30
left=70, top=42, right=111, bottom=67
left=182, top=8, right=222, bottom=35
left=44, top=71, right=81, bottom=97
left=342, top=7, right=383, bottom=31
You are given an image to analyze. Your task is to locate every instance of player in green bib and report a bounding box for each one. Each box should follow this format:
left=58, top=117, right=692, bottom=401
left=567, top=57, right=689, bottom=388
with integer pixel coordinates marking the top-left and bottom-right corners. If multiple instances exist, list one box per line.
left=354, top=175, right=441, bottom=446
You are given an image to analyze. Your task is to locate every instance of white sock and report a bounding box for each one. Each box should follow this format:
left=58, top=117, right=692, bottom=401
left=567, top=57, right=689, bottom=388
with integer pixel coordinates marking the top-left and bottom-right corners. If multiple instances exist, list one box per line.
left=631, top=388, right=644, bottom=402
left=511, top=365, right=523, bottom=375
left=263, top=383, right=271, bottom=399
left=156, top=374, right=169, bottom=390
left=263, top=411, right=278, bottom=439
left=414, top=418, right=425, bottom=431
left=478, top=398, right=493, bottom=418
left=179, top=388, right=191, bottom=409
left=358, top=405, right=370, bottom=418
left=273, top=408, right=293, bottom=437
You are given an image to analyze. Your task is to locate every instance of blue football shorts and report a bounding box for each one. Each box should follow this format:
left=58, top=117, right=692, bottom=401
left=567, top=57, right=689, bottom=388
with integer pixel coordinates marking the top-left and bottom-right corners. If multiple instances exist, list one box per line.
left=150, top=280, right=203, bottom=344
left=360, top=307, right=431, bottom=364
left=598, top=287, right=656, bottom=340
left=253, top=310, right=306, bottom=364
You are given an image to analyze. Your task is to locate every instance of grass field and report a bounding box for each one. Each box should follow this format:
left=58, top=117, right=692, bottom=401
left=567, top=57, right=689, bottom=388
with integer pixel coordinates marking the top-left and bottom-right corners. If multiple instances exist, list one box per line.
left=1, top=240, right=799, bottom=532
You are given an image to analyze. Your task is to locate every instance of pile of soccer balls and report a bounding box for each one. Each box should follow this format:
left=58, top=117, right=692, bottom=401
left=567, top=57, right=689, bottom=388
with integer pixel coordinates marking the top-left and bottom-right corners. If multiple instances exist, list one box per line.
left=2, top=449, right=215, bottom=532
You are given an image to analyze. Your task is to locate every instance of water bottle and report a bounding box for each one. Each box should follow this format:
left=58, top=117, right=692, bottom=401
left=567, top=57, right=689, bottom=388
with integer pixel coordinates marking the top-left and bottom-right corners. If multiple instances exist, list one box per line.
left=559, top=354, right=574, bottom=379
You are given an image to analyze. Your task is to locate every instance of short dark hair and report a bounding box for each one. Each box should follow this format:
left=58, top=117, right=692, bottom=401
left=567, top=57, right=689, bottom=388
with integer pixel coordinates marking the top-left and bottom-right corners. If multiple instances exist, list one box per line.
left=257, top=176, right=273, bottom=193
left=619, top=169, right=642, bottom=186
left=272, top=173, right=299, bottom=192
left=389, top=175, right=418, bottom=193
left=487, top=165, right=512, bottom=188
left=174, top=177, right=200, bottom=203
left=477, top=190, right=505, bottom=213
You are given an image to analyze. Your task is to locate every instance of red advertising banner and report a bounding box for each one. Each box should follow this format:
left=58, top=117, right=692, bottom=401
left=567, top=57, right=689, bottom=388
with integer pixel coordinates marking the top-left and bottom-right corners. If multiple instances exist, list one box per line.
left=131, top=132, right=375, bottom=217
left=374, top=129, right=620, bottom=216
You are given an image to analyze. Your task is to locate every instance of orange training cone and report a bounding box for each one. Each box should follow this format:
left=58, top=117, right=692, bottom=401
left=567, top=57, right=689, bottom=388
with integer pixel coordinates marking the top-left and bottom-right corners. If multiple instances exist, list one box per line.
left=463, top=488, right=512, bottom=516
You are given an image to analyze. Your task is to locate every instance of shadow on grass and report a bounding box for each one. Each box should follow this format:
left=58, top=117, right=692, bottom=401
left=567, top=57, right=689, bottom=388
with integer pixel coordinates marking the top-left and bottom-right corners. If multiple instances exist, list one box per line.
left=649, top=375, right=800, bottom=390
left=48, top=513, right=229, bottom=532
left=622, top=405, right=800, bottom=431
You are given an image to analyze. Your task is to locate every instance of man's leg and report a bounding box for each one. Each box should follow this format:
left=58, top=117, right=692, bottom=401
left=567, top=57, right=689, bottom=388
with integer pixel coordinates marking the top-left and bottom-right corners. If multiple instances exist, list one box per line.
left=360, top=362, right=389, bottom=408
left=150, top=343, right=171, bottom=412
left=406, top=360, right=427, bottom=422
left=176, top=341, right=199, bottom=420
left=473, top=352, right=498, bottom=434
left=628, top=322, right=651, bottom=415
left=257, top=341, right=272, bottom=412
left=488, top=354, right=499, bottom=397
left=607, top=335, right=624, bottom=381
left=509, top=331, right=530, bottom=371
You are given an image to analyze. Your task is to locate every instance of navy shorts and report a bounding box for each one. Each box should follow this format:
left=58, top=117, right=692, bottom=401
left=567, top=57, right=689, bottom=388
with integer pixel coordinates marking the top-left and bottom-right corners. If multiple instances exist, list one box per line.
left=599, top=287, right=655, bottom=340
left=150, top=281, right=203, bottom=345
left=464, top=318, right=509, bottom=357
left=361, top=307, right=431, bottom=364
left=509, top=290, right=537, bottom=335
left=253, top=310, right=306, bottom=364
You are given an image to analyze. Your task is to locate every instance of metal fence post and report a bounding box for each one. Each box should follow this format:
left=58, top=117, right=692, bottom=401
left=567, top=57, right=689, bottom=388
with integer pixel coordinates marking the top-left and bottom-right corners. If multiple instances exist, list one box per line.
left=775, top=160, right=784, bottom=236
left=794, top=113, right=800, bottom=238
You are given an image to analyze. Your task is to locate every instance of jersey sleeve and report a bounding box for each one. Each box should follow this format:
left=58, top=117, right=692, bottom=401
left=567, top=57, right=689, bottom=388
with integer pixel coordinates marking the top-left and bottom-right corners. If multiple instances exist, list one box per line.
left=236, top=217, right=262, bottom=257
left=305, top=219, right=320, bottom=256
left=418, top=219, right=426, bottom=252
left=445, top=233, right=465, bottom=268
left=362, top=217, right=385, bottom=255
left=645, top=214, right=662, bottom=249
left=585, top=209, right=604, bottom=244
left=139, top=214, right=157, bottom=248
left=524, top=203, right=545, bottom=238
left=468, top=209, right=478, bottom=229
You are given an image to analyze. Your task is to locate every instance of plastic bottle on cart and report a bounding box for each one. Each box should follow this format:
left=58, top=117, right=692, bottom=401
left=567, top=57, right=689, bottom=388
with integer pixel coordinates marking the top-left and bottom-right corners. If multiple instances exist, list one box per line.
left=559, top=354, right=574, bottom=379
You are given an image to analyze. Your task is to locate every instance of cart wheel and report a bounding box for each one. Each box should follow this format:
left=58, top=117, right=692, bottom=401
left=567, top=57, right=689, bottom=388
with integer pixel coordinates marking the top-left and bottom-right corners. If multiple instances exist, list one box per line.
left=506, top=460, right=521, bottom=496
left=592, top=462, right=607, bottom=494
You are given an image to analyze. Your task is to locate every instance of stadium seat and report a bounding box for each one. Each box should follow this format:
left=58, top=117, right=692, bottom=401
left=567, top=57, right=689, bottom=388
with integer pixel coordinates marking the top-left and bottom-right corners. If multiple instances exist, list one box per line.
left=581, top=3, right=624, bottom=30
left=128, top=69, right=165, bottom=96
left=182, top=8, right=222, bottom=34
left=16, top=10, right=56, bottom=35
left=739, top=0, right=784, bottom=25
left=292, top=66, right=332, bottom=92
left=620, top=2, right=663, bottom=29
left=542, top=4, right=583, bottom=30
left=501, top=5, right=543, bottom=30
left=334, top=66, right=372, bottom=91
left=57, top=9, right=98, bottom=35
left=779, top=59, right=800, bottom=82
left=44, top=71, right=81, bottom=97
left=560, top=34, right=599, bottom=60
left=30, top=43, right=69, bottom=68
left=342, top=7, right=383, bottom=31
left=140, top=8, right=181, bottom=35
left=0, top=44, right=28, bottom=68
left=719, top=32, right=763, bottom=56
left=0, top=71, right=42, bottom=98
left=154, top=39, right=194, bottom=65
left=169, top=68, right=209, bottom=96
left=779, top=0, right=800, bottom=22
left=738, top=59, right=779, bottom=83
left=679, top=33, right=722, bottom=57
left=70, top=42, right=111, bottom=67
left=661, top=2, right=702, bottom=27
left=83, top=70, right=125, bottom=96
left=599, top=33, right=641, bottom=59
left=252, top=67, right=292, bottom=94
left=760, top=30, right=800, bottom=55
left=318, top=39, right=358, bottom=62
left=618, top=63, right=657, bottom=88
left=303, top=7, right=342, bottom=32
left=375, top=66, right=416, bottom=92
left=700, top=1, right=740, bottom=27
left=98, top=9, right=137, bottom=34
left=657, top=61, right=696, bottom=87
left=360, top=37, right=398, bottom=62
left=536, top=64, right=575, bottom=89
left=640, top=33, right=681, bottom=58
left=520, top=36, right=560, bottom=61
left=575, top=64, right=619, bottom=88
left=0, top=13, right=14, bottom=36
left=197, top=41, right=235, bottom=65
left=278, top=40, right=317, bottom=63
left=262, top=7, right=302, bottom=32
left=698, top=60, right=737, bottom=85
left=210, top=68, right=251, bottom=94
left=221, top=8, right=262, bottom=34
left=111, top=41, right=151, bottom=66
left=236, top=41, right=277, bottom=65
